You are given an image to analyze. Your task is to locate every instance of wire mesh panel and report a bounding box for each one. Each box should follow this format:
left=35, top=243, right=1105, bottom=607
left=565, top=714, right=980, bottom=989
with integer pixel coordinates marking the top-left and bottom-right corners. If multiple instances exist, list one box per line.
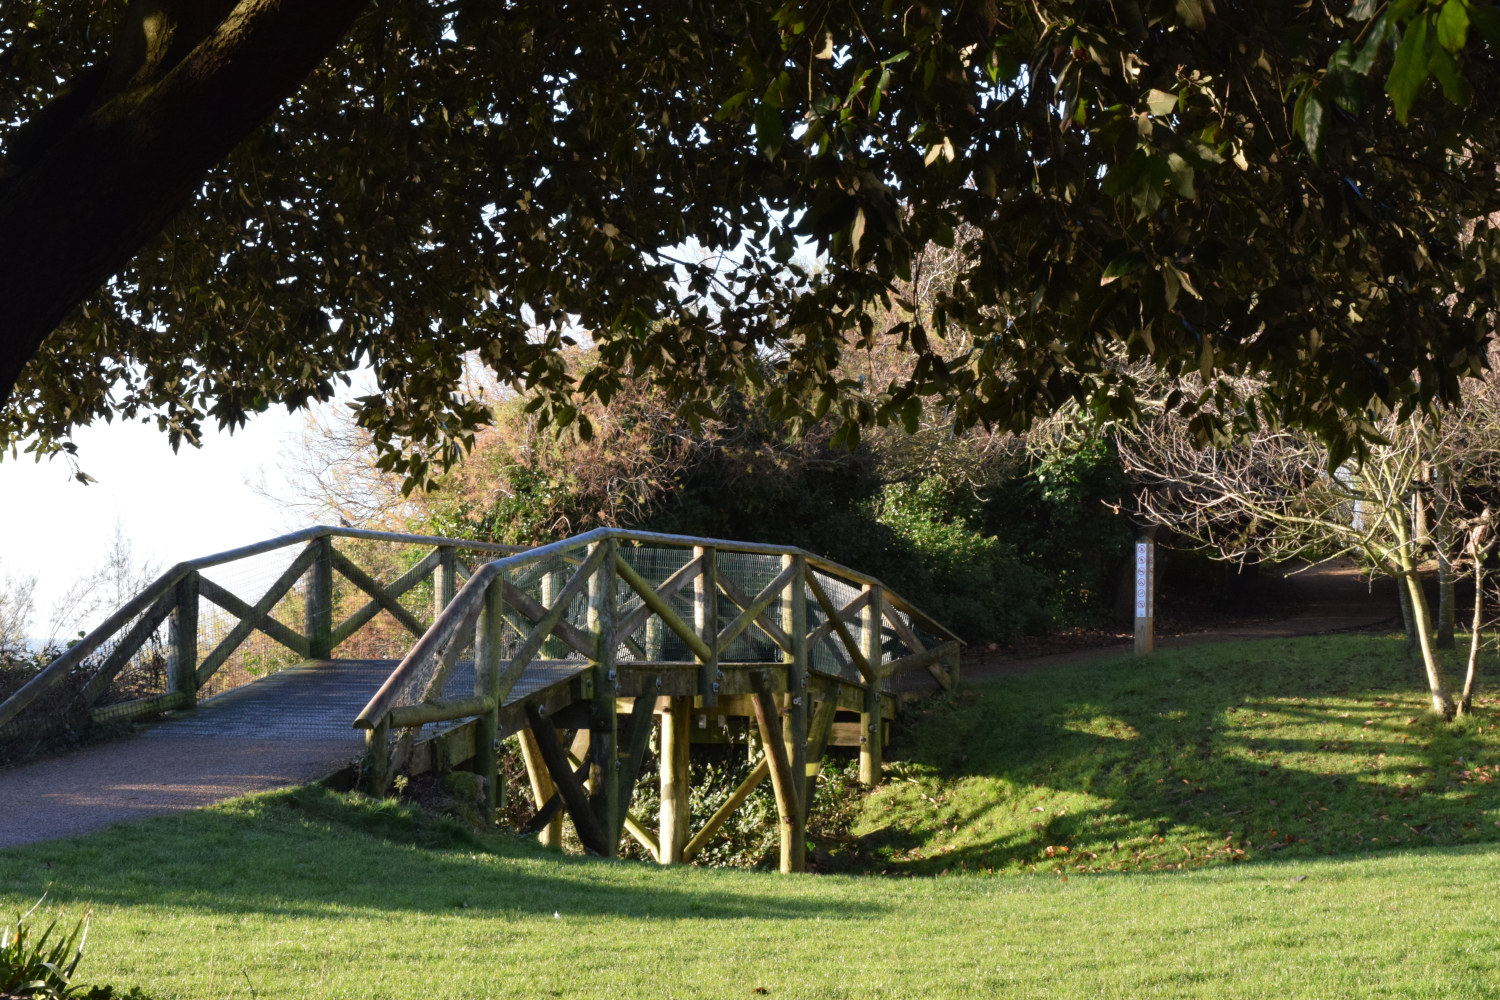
left=197, top=542, right=310, bottom=701
left=808, top=568, right=865, bottom=684
left=715, top=551, right=786, bottom=663
left=616, top=545, right=703, bottom=662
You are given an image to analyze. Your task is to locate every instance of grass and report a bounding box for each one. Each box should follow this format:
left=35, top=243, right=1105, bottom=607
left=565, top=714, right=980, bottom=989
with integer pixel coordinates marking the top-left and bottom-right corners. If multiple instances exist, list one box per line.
left=5, top=633, right=1500, bottom=998
left=850, top=633, right=1500, bottom=875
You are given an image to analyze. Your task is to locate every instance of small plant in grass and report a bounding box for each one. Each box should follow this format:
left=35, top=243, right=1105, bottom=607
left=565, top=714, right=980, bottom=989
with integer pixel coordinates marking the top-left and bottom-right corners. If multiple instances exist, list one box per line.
left=1, top=894, right=87, bottom=998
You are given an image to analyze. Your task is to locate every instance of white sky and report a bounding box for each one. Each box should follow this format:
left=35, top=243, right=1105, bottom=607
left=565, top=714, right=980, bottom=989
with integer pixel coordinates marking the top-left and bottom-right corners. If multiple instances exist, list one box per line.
left=1, top=409, right=316, bottom=634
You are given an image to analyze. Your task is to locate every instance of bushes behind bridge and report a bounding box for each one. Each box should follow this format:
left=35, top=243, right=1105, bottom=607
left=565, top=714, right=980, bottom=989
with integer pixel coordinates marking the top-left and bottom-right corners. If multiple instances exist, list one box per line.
left=405, top=381, right=1134, bottom=644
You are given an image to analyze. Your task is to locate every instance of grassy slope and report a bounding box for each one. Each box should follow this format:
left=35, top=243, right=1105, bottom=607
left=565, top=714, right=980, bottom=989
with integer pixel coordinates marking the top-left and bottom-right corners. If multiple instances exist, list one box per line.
left=853, top=634, right=1500, bottom=874
left=5, top=634, right=1500, bottom=998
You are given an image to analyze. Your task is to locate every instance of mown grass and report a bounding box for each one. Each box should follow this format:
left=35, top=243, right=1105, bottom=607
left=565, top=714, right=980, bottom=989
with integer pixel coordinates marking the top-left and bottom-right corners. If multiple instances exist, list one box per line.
left=5, top=633, right=1500, bottom=998
left=852, top=633, right=1500, bottom=874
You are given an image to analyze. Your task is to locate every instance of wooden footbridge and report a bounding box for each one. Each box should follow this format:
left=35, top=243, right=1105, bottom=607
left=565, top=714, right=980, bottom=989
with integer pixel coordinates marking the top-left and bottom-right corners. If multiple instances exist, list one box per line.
left=0, top=527, right=959, bottom=871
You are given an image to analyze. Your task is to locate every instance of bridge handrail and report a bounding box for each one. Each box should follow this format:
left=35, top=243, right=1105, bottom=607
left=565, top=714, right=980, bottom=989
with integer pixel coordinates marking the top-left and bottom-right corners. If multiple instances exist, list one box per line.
left=0, top=526, right=524, bottom=733
left=353, top=526, right=961, bottom=734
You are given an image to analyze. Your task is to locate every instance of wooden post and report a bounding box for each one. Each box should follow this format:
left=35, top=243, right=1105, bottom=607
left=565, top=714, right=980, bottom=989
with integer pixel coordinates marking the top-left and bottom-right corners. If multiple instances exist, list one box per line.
left=434, top=545, right=457, bottom=621
left=168, top=571, right=199, bottom=705
left=305, top=536, right=334, bottom=659
left=473, top=578, right=505, bottom=819
left=366, top=715, right=391, bottom=795
left=518, top=729, right=563, bottom=848
left=1134, top=532, right=1156, bottom=656
left=781, top=553, right=808, bottom=873
left=587, top=538, right=620, bottom=856
left=694, top=546, right=719, bottom=707
left=540, top=566, right=567, bottom=658
left=860, top=584, right=884, bottom=787
left=659, top=696, right=691, bottom=863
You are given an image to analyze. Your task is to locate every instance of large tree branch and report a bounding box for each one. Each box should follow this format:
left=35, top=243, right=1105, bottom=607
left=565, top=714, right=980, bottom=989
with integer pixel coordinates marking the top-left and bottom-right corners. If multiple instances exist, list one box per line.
left=0, top=0, right=371, bottom=410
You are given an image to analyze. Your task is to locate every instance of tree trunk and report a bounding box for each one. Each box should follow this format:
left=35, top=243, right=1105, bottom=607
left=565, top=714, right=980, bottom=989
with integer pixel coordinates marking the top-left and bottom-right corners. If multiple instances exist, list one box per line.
left=0, top=0, right=371, bottom=408
left=1460, top=509, right=1495, bottom=717
left=1434, top=465, right=1456, bottom=649
left=1396, top=566, right=1418, bottom=654
left=1396, top=525, right=1456, bottom=717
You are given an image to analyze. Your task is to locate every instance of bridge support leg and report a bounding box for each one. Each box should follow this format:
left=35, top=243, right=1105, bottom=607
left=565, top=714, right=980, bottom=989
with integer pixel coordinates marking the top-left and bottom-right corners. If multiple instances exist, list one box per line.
left=518, top=729, right=563, bottom=848
left=780, top=554, right=809, bottom=873
left=474, top=576, right=505, bottom=820
left=659, top=696, right=692, bottom=863
left=587, top=539, right=621, bottom=856
left=860, top=585, right=884, bottom=788
left=365, top=716, right=391, bottom=795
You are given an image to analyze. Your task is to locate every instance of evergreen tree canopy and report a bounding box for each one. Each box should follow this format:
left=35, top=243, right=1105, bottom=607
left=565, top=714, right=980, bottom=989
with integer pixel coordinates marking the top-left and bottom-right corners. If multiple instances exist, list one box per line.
left=2, top=0, right=1498, bottom=485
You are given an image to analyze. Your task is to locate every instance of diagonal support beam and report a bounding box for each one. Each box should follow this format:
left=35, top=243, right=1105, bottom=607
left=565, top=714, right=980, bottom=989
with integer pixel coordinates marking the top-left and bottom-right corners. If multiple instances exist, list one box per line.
left=751, top=677, right=803, bottom=828
left=614, top=555, right=714, bottom=662
left=716, top=561, right=800, bottom=656
left=196, top=542, right=318, bottom=687
left=525, top=703, right=611, bottom=855
left=803, top=569, right=872, bottom=680
left=717, top=573, right=794, bottom=655
left=501, top=583, right=597, bottom=658
left=198, top=577, right=310, bottom=658
left=330, top=548, right=427, bottom=639
left=616, top=685, right=660, bottom=820
left=683, top=757, right=769, bottom=863
left=496, top=544, right=608, bottom=699
left=805, top=589, right=871, bottom=652
left=329, top=548, right=440, bottom=648
left=614, top=555, right=702, bottom=645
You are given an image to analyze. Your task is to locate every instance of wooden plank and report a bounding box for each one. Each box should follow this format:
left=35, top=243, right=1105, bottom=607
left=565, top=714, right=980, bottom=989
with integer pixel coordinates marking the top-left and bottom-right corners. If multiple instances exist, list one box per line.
left=525, top=703, right=610, bottom=855
left=196, top=543, right=319, bottom=688
left=434, top=546, right=457, bottom=620
left=717, top=573, right=793, bottom=654
left=473, top=576, right=504, bottom=813
left=198, top=577, right=312, bottom=658
left=614, top=554, right=714, bottom=662
left=387, top=694, right=496, bottom=728
left=803, top=569, right=873, bottom=680
left=169, top=572, right=200, bottom=702
left=683, top=757, right=769, bottom=863
left=715, top=561, right=800, bottom=656
left=614, top=553, right=702, bottom=645
left=329, top=548, right=428, bottom=639
left=519, top=755, right=589, bottom=836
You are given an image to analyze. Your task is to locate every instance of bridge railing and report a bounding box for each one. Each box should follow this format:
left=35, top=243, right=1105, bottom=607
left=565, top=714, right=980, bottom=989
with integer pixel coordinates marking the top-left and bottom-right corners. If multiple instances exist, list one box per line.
left=0, top=526, right=521, bottom=750
left=353, top=527, right=963, bottom=799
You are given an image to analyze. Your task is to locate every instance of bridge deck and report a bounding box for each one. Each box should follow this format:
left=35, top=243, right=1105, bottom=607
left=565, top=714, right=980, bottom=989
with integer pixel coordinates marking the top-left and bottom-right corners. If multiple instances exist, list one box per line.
left=0, top=657, right=588, bottom=850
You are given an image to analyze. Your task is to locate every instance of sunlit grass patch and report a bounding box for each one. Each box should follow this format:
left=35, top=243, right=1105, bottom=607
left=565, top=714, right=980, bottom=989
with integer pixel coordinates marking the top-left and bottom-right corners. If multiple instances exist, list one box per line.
left=852, top=634, right=1500, bottom=874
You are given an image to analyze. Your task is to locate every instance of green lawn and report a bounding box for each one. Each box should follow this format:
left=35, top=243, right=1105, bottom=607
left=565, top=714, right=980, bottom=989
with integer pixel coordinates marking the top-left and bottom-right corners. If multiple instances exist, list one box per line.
left=851, top=634, right=1500, bottom=875
left=6, top=634, right=1500, bottom=999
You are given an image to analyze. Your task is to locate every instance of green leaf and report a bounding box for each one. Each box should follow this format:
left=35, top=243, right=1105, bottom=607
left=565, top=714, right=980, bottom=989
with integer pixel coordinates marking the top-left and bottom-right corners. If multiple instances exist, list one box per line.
left=1428, top=44, right=1472, bottom=103
left=1293, top=89, right=1328, bottom=163
left=1145, top=88, right=1178, bottom=115
left=1387, top=13, right=1432, bottom=122
left=754, top=104, right=783, bottom=160
left=1101, top=251, right=1150, bottom=285
left=1437, top=0, right=1470, bottom=51
left=1175, top=0, right=1208, bottom=30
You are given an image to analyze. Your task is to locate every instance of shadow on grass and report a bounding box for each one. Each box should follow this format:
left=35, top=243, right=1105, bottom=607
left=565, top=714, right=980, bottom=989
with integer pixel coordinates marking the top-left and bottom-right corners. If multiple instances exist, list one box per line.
left=846, top=634, right=1500, bottom=875
left=0, top=785, right=885, bottom=922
